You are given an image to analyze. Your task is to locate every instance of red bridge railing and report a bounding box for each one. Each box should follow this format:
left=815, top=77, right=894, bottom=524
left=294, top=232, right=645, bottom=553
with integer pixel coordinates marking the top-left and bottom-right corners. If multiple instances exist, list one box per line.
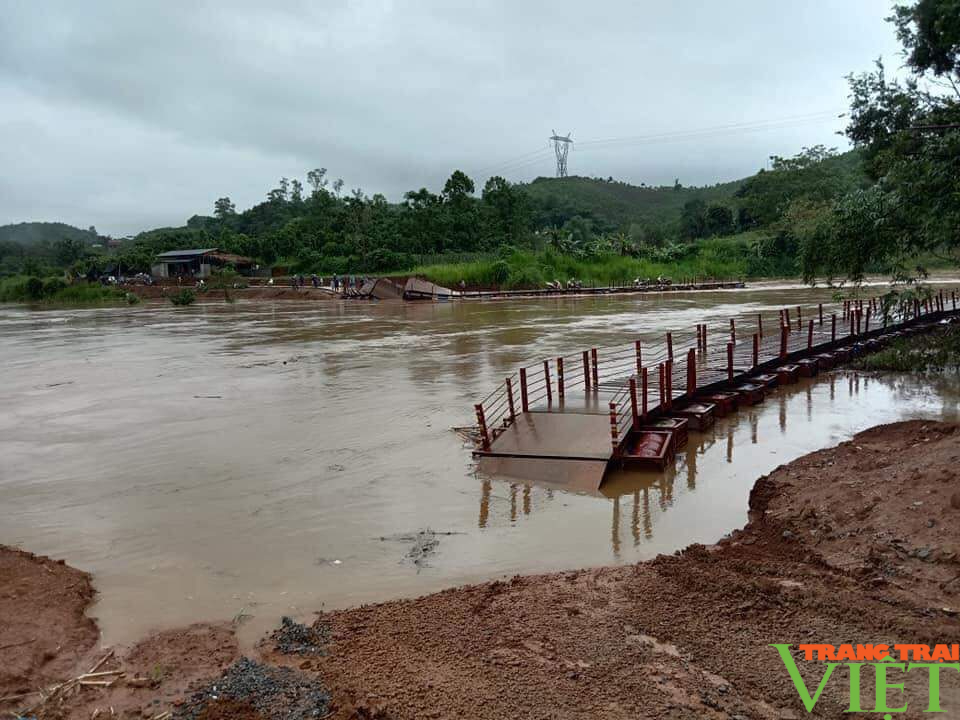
left=473, top=289, right=956, bottom=453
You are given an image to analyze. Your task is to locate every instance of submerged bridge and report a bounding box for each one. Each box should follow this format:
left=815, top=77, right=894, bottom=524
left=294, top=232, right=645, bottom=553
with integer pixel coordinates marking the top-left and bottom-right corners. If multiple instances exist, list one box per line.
left=473, top=290, right=959, bottom=492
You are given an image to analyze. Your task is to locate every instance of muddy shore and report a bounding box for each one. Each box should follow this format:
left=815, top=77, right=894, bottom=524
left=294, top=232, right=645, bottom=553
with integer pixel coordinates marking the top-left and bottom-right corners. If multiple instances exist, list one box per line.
left=3, top=419, right=959, bottom=719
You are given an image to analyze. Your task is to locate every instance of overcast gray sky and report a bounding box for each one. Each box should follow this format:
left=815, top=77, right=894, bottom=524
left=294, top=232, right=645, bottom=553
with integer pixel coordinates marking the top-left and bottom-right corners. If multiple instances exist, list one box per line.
left=1, top=0, right=903, bottom=236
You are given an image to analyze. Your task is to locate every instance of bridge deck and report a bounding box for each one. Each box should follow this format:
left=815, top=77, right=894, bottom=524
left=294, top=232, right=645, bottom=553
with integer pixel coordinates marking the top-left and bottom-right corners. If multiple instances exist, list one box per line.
left=486, top=410, right=612, bottom=460
left=473, top=296, right=956, bottom=494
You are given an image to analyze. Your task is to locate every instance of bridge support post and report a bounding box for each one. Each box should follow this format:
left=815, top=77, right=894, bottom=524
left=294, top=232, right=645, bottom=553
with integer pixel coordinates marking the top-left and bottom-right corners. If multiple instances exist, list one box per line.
left=696, top=324, right=702, bottom=352
left=474, top=404, right=490, bottom=450
left=797, top=305, right=802, bottom=328
left=505, top=378, right=516, bottom=421
left=609, top=402, right=620, bottom=455
left=779, top=324, right=788, bottom=359
left=582, top=350, right=591, bottom=391
left=591, top=348, right=599, bottom=388
left=818, top=303, right=823, bottom=325
left=730, top=318, right=736, bottom=345
left=556, top=357, right=564, bottom=405
left=543, top=360, right=552, bottom=406
left=666, top=333, right=673, bottom=362
left=658, top=363, right=665, bottom=408
left=807, top=319, right=813, bottom=349
left=519, top=368, right=529, bottom=412
left=758, top=313, right=763, bottom=338
left=635, top=340, right=643, bottom=375
left=686, top=348, right=696, bottom=395
left=641, top=367, right=648, bottom=418
left=726, top=342, right=734, bottom=381
left=856, top=309, right=862, bottom=335
left=831, top=314, right=837, bottom=342
left=665, top=360, right=673, bottom=410
left=629, top=377, right=639, bottom=427
left=752, top=333, right=759, bottom=368
left=865, top=308, right=871, bottom=333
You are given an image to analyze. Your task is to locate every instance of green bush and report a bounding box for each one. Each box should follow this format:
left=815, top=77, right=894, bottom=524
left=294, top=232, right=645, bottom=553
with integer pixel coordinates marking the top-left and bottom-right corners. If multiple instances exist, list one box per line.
left=0, top=275, right=129, bottom=304
left=0, top=276, right=29, bottom=301
left=25, top=277, right=44, bottom=300
left=169, top=289, right=197, bottom=306
left=42, top=277, right=67, bottom=295
left=490, top=259, right=510, bottom=285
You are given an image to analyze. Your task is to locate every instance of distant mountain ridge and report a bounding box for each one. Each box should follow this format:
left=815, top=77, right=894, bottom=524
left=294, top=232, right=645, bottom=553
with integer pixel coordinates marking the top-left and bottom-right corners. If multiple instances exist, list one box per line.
left=0, top=222, right=98, bottom=246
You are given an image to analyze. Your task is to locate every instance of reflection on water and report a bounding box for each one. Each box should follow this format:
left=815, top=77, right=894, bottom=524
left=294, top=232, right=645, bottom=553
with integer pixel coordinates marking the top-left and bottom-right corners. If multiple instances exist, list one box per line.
left=479, top=370, right=960, bottom=560
left=0, top=286, right=958, bottom=648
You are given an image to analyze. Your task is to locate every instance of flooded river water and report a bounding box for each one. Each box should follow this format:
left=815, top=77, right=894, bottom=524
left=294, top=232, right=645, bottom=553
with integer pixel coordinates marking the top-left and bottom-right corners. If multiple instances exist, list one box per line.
left=2, top=280, right=959, bottom=647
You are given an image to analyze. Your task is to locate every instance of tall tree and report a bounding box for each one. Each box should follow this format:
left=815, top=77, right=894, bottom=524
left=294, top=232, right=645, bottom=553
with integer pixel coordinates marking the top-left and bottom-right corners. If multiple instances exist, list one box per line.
left=442, top=170, right=475, bottom=201
left=291, top=179, right=303, bottom=203
left=53, top=237, right=88, bottom=266
left=801, top=0, right=960, bottom=282
left=214, top=197, right=236, bottom=219
left=306, top=168, right=328, bottom=194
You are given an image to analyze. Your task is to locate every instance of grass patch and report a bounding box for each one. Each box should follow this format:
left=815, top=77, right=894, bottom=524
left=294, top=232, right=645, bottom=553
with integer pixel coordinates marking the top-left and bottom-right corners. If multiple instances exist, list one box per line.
left=409, top=244, right=754, bottom=290
left=0, top=275, right=129, bottom=304
left=855, top=325, right=960, bottom=373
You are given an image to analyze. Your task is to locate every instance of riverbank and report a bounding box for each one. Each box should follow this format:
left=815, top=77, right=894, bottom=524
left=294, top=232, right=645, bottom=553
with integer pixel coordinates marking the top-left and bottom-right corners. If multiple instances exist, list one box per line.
left=3, top=419, right=958, bottom=719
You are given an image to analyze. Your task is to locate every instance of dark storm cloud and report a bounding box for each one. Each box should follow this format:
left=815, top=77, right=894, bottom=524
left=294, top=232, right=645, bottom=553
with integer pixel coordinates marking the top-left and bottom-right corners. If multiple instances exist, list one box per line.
left=0, top=0, right=901, bottom=235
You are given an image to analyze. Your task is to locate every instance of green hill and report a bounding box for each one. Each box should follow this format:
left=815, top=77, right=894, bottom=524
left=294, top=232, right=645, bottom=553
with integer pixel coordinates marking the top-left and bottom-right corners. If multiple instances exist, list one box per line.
left=522, top=175, right=743, bottom=232
left=0, top=222, right=98, bottom=246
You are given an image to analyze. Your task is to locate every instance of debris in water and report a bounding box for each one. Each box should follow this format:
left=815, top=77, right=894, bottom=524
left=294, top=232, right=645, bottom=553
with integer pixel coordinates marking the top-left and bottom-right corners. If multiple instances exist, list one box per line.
left=379, top=529, right=465, bottom=571
left=271, top=616, right=330, bottom=656
left=174, top=657, right=330, bottom=720
left=451, top=426, right=480, bottom=444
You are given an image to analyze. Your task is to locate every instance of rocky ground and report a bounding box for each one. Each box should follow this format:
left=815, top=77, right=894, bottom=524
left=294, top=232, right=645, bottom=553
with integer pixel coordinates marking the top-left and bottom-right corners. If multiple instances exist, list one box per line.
left=3, top=420, right=959, bottom=719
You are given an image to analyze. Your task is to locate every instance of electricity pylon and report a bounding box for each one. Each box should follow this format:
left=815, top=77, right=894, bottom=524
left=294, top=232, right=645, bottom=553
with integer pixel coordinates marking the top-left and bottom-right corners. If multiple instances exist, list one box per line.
left=549, top=130, right=572, bottom=177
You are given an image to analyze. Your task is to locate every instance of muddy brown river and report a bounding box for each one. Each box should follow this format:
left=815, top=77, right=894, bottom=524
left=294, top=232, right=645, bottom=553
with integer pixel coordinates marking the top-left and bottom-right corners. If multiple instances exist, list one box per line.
left=2, top=280, right=959, bottom=648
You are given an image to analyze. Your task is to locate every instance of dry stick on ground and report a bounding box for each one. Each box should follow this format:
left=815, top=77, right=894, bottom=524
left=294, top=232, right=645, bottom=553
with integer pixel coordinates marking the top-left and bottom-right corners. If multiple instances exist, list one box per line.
left=19, top=666, right=124, bottom=716
left=0, top=639, right=35, bottom=651
left=88, top=650, right=115, bottom=674
left=0, top=690, right=38, bottom=703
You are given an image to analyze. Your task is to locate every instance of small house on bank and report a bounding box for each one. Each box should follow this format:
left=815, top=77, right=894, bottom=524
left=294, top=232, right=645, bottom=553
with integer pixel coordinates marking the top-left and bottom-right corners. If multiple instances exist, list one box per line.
left=151, top=248, right=257, bottom=279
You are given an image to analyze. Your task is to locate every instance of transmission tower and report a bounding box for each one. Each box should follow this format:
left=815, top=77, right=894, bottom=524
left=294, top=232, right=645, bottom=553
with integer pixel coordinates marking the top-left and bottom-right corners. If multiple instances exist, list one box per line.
left=549, top=130, right=572, bottom=177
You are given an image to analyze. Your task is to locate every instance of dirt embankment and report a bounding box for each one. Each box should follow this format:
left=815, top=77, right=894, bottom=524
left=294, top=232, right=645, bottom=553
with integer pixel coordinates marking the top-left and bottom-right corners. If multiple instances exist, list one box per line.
left=127, top=284, right=341, bottom=302
left=0, top=547, right=98, bottom=698
left=3, top=420, right=960, bottom=719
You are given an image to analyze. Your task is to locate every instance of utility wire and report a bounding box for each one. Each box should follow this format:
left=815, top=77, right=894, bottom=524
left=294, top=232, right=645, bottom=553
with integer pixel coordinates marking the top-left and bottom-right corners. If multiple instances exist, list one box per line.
left=474, top=110, right=845, bottom=179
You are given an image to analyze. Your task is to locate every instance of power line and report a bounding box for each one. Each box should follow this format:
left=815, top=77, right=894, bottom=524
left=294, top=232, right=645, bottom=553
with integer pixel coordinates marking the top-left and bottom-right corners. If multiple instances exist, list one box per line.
left=474, top=110, right=845, bottom=180
left=473, top=145, right=553, bottom=176
left=575, top=110, right=843, bottom=150
left=476, top=148, right=554, bottom=177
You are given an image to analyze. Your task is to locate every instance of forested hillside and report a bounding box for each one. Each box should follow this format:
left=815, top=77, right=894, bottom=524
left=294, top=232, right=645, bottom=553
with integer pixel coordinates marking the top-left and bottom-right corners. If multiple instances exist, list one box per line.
left=0, top=148, right=870, bottom=286
left=523, top=175, right=742, bottom=231
left=0, top=222, right=98, bottom=247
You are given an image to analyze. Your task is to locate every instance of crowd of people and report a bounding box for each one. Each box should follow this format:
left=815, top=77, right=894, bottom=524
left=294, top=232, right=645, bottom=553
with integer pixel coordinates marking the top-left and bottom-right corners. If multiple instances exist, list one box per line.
left=283, top=274, right=368, bottom=292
